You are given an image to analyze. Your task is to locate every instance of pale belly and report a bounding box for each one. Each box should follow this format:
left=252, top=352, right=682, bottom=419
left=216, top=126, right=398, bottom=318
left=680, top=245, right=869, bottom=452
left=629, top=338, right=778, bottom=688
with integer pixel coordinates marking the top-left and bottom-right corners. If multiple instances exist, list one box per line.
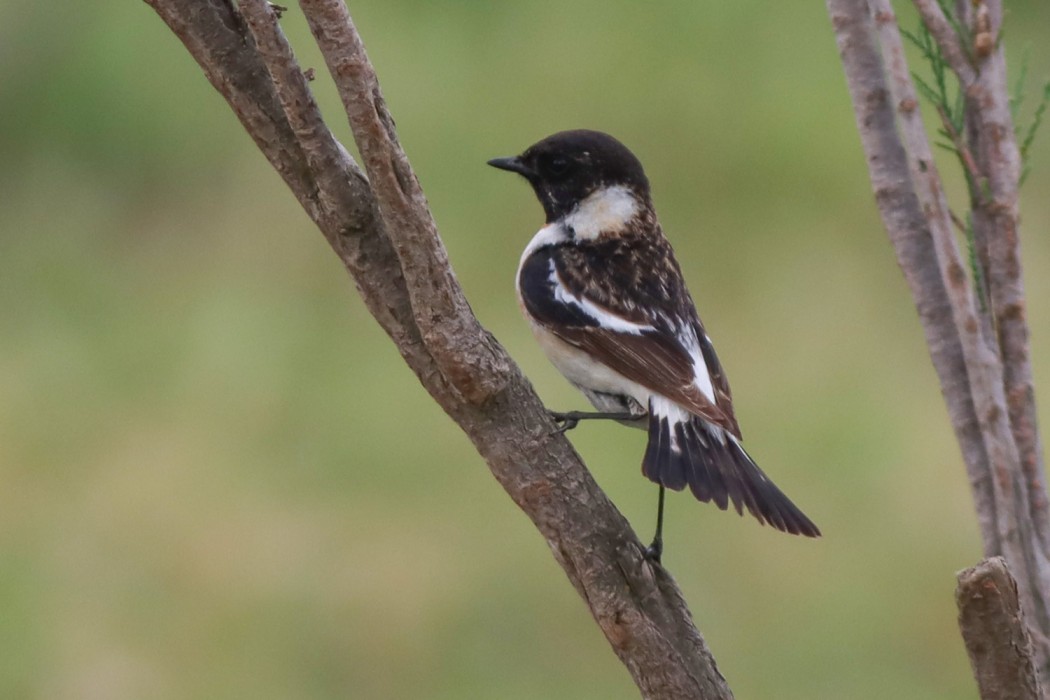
left=529, top=320, right=650, bottom=422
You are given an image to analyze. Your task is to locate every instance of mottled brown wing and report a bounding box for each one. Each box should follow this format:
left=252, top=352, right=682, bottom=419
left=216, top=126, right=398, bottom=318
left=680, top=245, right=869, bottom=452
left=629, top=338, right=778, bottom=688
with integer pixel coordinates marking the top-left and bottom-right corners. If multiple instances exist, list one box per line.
left=554, top=324, right=742, bottom=438
left=522, top=231, right=742, bottom=436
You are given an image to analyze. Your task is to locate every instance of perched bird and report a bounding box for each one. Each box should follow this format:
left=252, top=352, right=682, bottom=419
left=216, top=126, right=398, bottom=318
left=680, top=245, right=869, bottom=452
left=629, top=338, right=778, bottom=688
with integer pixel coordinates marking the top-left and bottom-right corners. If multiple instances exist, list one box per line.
left=488, top=130, right=819, bottom=560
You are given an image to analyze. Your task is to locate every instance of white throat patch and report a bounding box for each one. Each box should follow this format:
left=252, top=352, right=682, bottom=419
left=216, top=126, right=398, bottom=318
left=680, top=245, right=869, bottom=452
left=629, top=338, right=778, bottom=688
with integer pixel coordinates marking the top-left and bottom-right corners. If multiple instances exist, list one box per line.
left=562, top=186, right=639, bottom=240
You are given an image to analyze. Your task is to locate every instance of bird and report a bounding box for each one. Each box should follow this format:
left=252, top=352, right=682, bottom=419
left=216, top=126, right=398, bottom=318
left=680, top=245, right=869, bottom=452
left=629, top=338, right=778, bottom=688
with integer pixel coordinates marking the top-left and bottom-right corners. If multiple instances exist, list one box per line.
left=487, top=129, right=820, bottom=561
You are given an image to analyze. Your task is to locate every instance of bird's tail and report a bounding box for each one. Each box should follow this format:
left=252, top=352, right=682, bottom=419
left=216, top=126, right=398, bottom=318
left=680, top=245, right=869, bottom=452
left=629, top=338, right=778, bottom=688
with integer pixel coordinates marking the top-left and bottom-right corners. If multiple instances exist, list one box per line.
left=642, top=398, right=820, bottom=537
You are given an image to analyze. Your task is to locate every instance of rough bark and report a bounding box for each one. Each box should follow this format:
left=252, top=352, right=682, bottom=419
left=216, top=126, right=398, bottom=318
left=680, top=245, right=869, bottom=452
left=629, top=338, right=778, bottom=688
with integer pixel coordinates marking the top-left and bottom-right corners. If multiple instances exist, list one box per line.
left=144, top=0, right=733, bottom=697
left=827, top=0, right=1050, bottom=691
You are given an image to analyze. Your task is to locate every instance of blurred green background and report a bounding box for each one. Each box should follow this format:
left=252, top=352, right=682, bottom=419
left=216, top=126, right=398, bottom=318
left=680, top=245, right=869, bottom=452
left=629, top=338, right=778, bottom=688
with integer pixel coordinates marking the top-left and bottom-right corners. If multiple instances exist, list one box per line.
left=2, top=1, right=1049, bottom=698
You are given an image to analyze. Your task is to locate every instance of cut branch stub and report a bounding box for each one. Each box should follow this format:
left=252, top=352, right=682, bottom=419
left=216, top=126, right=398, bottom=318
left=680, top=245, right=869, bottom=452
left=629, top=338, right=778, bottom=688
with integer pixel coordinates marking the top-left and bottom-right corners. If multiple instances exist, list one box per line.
left=957, top=557, right=1042, bottom=700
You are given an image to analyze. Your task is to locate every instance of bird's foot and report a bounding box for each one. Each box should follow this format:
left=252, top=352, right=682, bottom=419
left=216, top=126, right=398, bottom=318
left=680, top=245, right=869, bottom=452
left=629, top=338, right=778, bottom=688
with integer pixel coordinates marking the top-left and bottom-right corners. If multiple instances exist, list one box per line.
left=548, top=410, right=581, bottom=433
left=548, top=410, right=639, bottom=435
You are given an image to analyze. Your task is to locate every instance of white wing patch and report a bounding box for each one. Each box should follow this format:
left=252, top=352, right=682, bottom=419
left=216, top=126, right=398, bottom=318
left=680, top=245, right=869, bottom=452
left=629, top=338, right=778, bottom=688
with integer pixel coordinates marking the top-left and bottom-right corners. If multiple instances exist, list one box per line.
left=515, top=214, right=721, bottom=412
left=678, top=327, right=717, bottom=404
left=550, top=263, right=654, bottom=335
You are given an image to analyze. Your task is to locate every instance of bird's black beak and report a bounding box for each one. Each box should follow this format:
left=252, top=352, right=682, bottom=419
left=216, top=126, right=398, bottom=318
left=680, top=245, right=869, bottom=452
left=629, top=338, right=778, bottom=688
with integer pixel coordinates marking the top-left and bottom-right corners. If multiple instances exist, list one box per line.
left=487, top=155, right=534, bottom=177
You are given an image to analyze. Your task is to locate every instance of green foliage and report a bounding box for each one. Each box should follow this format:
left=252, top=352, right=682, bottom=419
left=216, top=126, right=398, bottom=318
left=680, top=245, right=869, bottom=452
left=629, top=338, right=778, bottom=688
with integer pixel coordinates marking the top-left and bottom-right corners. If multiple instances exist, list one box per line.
left=963, top=212, right=988, bottom=314
left=901, top=21, right=988, bottom=310
left=1011, top=47, right=1031, bottom=121
left=900, top=24, right=968, bottom=186
left=1009, top=45, right=1050, bottom=186
left=1019, top=80, right=1050, bottom=186
left=902, top=13, right=1048, bottom=310
left=905, top=15, right=1049, bottom=189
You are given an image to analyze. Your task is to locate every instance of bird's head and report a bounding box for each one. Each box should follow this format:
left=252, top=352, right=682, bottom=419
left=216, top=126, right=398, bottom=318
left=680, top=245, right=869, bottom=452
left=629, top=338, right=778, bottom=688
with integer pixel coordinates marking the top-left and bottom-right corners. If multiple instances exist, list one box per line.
left=488, top=130, right=651, bottom=231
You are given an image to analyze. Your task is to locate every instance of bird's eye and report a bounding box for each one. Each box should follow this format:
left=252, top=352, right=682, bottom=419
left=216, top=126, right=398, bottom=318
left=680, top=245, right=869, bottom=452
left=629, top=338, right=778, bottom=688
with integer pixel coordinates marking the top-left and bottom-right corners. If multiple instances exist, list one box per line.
left=545, top=156, right=571, bottom=177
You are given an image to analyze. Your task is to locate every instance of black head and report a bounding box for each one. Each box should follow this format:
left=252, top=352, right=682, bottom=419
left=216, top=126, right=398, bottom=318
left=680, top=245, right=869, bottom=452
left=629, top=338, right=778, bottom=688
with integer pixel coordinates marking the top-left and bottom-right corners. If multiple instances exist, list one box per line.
left=488, top=130, right=650, bottom=222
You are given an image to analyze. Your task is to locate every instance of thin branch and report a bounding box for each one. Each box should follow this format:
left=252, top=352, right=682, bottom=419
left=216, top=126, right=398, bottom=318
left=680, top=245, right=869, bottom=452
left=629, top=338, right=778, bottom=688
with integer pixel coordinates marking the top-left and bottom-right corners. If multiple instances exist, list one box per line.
left=300, top=0, right=507, bottom=405
left=931, top=97, right=994, bottom=325
left=933, top=103, right=987, bottom=203
left=956, top=557, right=1042, bottom=700
left=950, top=2, right=1048, bottom=557
left=959, top=1, right=1050, bottom=575
left=1019, top=83, right=1050, bottom=164
left=142, top=0, right=423, bottom=369
left=238, top=0, right=368, bottom=242
left=826, top=0, right=999, bottom=553
left=912, top=0, right=976, bottom=87
left=829, top=0, right=1050, bottom=683
left=866, top=3, right=1030, bottom=578
left=956, top=0, right=1050, bottom=661
left=948, top=209, right=969, bottom=236
left=145, top=1, right=735, bottom=697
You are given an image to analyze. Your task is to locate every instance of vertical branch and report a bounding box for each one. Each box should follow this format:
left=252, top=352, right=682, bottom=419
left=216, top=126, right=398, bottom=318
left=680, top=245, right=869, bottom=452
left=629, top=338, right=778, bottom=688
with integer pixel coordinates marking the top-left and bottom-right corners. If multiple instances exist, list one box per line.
left=826, top=0, right=998, bottom=551
left=915, top=0, right=1050, bottom=664
left=918, top=0, right=1050, bottom=561
left=868, top=0, right=1043, bottom=636
left=966, top=1, right=1050, bottom=557
left=827, top=0, right=1050, bottom=685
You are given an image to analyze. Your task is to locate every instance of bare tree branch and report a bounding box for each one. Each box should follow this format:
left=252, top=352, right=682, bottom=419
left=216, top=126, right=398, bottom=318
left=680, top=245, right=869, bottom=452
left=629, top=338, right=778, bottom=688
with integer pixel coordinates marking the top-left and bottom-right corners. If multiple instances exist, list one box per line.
left=827, top=0, right=1050, bottom=686
left=867, top=2, right=1049, bottom=653
left=145, top=1, right=735, bottom=697
left=826, top=0, right=998, bottom=551
left=960, top=1, right=1050, bottom=566
left=949, top=0, right=1050, bottom=573
left=931, top=103, right=988, bottom=205
left=142, top=0, right=419, bottom=361
left=298, top=0, right=510, bottom=405
left=957, top=557, right=1042, bottom=700
left=947, top=0, right=1050, bottom=561
left=912, top=0, right=976, bottom=86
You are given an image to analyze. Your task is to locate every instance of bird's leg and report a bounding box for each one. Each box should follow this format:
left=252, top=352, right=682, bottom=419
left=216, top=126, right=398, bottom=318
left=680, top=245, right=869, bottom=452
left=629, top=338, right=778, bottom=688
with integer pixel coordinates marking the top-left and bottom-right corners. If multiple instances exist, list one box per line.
left=548, top=409, right=639, bottom=433
left=644, top=486, right=665, bottom=563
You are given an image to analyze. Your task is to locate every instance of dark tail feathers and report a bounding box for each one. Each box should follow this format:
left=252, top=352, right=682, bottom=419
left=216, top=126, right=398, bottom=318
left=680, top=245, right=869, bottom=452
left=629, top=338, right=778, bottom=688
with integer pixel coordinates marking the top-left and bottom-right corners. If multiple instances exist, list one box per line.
left=642, top=412, right=820, bottom=537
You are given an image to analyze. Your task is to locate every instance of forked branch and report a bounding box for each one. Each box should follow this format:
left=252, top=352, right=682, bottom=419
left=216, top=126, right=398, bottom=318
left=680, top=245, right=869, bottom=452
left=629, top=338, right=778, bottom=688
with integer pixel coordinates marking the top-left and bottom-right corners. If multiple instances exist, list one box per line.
left=144, top=0, right=733, bottom=697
